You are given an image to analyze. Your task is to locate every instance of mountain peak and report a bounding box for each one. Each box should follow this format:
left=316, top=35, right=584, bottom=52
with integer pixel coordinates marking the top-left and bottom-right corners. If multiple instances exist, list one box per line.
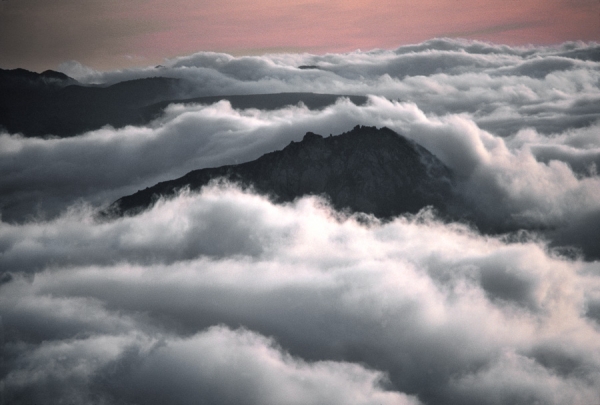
left=109, top=126, right=455, bottom=218
left=0, top=68, right=76, bottom=87
left=39, top=70, right=74, bottom=82
left=302, top=132, right=323, bottom=142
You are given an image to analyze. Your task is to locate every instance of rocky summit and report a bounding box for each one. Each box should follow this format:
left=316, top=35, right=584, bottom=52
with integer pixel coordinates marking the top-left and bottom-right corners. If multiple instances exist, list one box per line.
left=109, top=125, right=455, bottom=218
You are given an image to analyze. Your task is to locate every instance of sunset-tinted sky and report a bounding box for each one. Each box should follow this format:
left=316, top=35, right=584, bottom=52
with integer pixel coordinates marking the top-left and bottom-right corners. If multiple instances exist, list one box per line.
left=1, top=0, right=599, bottom=71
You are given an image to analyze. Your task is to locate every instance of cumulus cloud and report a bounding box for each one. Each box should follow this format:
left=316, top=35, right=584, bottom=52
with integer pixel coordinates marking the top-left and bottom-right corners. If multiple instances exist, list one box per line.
left=4, top=324, right=419, bottom=405
left=2, top=39, right=600, bottom=404
left=2, top=186, right=600, bottom=405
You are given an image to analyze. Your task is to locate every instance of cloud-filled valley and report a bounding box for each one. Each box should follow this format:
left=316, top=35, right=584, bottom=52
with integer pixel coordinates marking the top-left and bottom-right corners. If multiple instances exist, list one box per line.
left=1, top=38, right=600, bottom=404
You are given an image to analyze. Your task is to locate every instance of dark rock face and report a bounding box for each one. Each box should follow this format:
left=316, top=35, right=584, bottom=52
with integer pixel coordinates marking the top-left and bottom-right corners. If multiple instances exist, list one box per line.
left=110, top=126, right=454, bottom=218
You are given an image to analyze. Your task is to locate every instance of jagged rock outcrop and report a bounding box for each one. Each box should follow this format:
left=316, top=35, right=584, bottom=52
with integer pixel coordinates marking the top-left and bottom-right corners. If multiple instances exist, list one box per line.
left=109, top=126, right=454, bottom=218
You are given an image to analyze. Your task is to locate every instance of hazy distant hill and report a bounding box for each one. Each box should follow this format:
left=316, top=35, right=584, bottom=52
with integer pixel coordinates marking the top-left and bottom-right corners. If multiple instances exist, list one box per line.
left=0, top=68, right=183, bottom=137
left=0, top=68, right=367, bottom=137
left=109, top=125, right=454, bottom=218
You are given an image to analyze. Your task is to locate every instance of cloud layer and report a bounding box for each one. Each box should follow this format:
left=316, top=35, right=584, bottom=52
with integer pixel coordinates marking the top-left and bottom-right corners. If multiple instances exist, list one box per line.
left=1, top=39, right=600, bottom=404
left=2, top=186, right=600, bottom=405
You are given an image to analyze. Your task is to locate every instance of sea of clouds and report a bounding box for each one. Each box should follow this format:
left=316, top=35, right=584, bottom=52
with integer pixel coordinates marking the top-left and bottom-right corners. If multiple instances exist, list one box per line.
left=1, top=38, right=600, bottom=404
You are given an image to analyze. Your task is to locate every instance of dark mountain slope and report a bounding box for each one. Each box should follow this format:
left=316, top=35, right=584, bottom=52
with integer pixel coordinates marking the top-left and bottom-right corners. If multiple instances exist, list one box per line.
left=109, top=125, right=454, bottom=218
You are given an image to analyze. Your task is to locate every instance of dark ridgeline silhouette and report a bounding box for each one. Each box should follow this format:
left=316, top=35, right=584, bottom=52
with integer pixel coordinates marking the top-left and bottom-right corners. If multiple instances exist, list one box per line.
left=0, top=68, right=367, bottom=138
left=108, top=125, right=455, bottom=218
left=0, top=67, right=183, bottom=137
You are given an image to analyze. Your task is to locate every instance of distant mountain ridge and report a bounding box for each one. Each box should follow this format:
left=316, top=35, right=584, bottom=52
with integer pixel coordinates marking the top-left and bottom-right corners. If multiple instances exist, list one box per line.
left=0, top=68, right=184, bottom=137
left=0, top=68, right=77, bottom=87
left=109, top=125, right=454, bottom=218
left=0, top=68, right=367, bottom=137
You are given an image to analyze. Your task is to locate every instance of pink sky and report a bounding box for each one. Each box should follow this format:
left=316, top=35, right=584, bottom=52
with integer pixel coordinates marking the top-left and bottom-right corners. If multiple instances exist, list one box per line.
left=1, top=0, right=599, bottom=71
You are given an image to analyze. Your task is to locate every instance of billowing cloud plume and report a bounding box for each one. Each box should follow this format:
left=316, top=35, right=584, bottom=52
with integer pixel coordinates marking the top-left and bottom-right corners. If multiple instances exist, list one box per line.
left=2, top=39, right=600, bottom=404
left=4, top=322, right=419, bottom=405
left=2, top=186, right=600, bottom=405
